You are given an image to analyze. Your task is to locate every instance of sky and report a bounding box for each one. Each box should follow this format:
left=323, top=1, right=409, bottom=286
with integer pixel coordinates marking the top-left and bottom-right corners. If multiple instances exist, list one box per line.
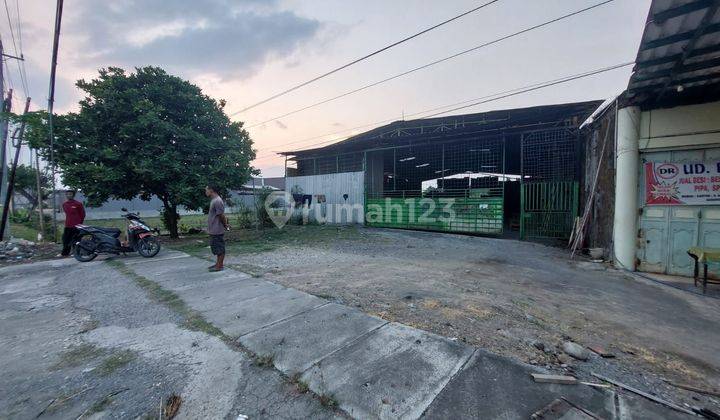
left=3, top=0, right=651, bottom=177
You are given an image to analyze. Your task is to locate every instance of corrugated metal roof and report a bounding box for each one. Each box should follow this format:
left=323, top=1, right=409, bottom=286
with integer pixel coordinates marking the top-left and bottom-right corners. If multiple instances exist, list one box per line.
left=281, top=101, right=602, bottom=158
left=627, top=0, right=720, bottom=106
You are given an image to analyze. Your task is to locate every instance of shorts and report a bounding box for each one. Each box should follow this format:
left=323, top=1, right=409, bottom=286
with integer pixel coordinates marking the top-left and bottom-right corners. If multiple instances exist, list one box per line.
left=210, top=234, right=225, bottom=255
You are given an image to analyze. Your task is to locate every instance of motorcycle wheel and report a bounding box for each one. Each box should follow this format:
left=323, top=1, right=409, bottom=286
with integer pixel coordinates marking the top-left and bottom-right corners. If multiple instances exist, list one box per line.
left=74, top=238, right=98, bottom=262
left=137, top=236, right=161, bottom=258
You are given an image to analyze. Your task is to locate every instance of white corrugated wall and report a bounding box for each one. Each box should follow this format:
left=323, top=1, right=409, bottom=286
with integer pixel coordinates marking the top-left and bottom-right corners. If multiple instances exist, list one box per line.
left=286, top=171, right=365, bottom=224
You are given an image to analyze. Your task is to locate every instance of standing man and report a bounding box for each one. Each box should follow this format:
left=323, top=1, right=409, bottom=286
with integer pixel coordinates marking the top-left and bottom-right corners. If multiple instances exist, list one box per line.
left=206, top=185, right=229, bottom=272
left=60, top=190, right=85, bottom=257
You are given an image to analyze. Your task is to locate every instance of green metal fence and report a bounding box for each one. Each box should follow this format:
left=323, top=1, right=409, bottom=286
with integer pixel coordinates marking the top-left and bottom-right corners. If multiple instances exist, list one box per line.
left=366, top=189, right=503, bottom=235
left=520, top=181, right=578, bottom=239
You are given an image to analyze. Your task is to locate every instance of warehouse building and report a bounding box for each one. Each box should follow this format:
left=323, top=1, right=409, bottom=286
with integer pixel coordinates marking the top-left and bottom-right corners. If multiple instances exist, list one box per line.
left=281, top=100, right=600, bottom=241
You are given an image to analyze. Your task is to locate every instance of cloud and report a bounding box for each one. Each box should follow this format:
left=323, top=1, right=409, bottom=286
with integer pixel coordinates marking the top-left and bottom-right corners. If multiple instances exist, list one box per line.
left=69, top=0, right=321, bottom=80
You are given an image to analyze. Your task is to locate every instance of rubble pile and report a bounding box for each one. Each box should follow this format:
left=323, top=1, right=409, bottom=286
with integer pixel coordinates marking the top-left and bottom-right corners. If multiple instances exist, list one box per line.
left=0, top=239, right=37, bottom=262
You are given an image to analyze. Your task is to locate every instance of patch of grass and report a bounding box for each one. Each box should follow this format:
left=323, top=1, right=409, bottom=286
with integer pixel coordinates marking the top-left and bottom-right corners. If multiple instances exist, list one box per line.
left=318, top=393, right=338, bottom=408
left=97, top=350, right=136, bottom=376
left=86, top=388, right=130, bottom=416
left=88, top=395, right=114, bottom=414
left=51, top=343, right=105, bottom=370
left=8, top=222, right=41, bottom=242
left=184, top=312, right=225, bottom=337
left=254, top=354, right=275, bottom=368
left=226, top=263, right=266, bottom=278
left=289, top=373, right=310, bottom=394
left=106, top=260, right=229, bottom=340
left=105, top=259, right=347, bottom=414
left=166, top=225, right=364, bottom=258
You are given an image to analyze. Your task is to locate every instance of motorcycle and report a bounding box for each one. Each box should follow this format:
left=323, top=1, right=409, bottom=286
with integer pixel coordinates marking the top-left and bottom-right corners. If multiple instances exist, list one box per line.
left=73, top=208, right=161, bottom=262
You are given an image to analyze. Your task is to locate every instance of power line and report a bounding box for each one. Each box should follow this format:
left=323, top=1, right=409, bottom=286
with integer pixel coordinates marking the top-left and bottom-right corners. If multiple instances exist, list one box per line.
left=245, top=0, right=615, bottom=129
left=3, top=0, right=27, bottom=98
left=232, top=0, right=503, bottom=115
left=250, top=60, right=633, bottom=162
left=14, top=0, right=28, bottom=97
left=421, top=62, right=632, bottom=118
left=250, top=60, right=630, bottom=159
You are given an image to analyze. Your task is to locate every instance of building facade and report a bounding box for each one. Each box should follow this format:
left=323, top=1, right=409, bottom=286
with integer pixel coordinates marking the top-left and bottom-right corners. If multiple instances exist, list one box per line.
left=281, top=101, right=601, bottom=240
left=580, top=0, right=720, bottom=277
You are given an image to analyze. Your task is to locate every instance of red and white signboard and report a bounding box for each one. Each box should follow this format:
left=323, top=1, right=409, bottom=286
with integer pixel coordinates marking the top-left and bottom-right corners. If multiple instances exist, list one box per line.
left=645, top=161, right=720, bottom=205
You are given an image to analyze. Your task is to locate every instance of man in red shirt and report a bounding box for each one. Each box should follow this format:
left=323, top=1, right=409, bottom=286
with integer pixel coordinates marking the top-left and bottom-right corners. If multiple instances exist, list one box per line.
left=60, top=190, right=86, bottom=257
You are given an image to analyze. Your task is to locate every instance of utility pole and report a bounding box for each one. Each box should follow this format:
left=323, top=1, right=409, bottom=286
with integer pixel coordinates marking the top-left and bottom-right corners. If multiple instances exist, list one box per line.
left=0, top=97, right=31, bottom=240
left=0, top=89, right=11, bottom=241
left=48, top=0, right=64, bottom=242
left=0, top=38, right=5, bottom=241
left=0, top=39, right=3, bottom=192
left=35, top=151, right=45, bottom=240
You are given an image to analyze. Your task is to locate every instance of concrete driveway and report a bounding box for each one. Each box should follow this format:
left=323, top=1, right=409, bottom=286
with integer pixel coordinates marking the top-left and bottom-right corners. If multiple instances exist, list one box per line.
left=1, top=242, right=707, bottom=419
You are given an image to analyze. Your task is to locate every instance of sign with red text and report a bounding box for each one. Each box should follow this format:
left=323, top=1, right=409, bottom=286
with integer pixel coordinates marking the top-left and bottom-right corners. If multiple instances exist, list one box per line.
left=645, top=161, right=720, bottom=205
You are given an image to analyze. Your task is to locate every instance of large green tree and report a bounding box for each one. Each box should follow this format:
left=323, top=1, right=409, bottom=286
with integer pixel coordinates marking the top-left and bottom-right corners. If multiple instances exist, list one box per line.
left=33, top=66, right=256, bottom=237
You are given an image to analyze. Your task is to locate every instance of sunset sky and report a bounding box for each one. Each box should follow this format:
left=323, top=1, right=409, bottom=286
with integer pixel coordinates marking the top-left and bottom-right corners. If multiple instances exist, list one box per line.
left=6, top=0, right=650, bottom=177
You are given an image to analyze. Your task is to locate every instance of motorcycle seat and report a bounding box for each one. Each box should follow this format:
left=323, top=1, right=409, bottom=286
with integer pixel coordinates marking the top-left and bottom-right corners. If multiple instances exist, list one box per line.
left=89, top=227, right=122, bottom=238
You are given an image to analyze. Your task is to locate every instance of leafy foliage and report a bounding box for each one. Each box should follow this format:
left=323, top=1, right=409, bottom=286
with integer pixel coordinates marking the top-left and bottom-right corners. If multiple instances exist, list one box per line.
left=257, top=187, right=279, bottom=228
left=11, top=164, right=51, bottom=208
left=32, top=66, right=256, bottom=237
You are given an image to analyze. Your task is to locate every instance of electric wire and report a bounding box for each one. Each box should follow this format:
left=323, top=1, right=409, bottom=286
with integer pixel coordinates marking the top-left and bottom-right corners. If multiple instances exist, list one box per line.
left=232, top=0, right=503, bottom=115
left=250, top=60, right=633, bottom=162
left=2, top=0, right=27, bottom=98
left=244, top=0, right=615, bottom=128
left=13, top=0, right=28, bottom=97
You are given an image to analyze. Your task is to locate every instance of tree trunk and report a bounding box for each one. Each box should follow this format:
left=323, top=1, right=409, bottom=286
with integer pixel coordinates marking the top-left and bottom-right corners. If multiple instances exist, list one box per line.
left=18, top=189, right=38, bottom=214
left=161, top=200, right=180, bottom=239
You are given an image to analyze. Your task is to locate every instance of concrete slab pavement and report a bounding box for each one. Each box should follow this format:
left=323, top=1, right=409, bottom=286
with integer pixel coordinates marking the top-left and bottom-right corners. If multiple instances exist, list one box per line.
left=121, top=248, right=189, bottom=265
left=182, top=278, right=283, bottom=311
left=422, top=349, right=695, bottom=419
left=207, top=288, right=327, bottom=338
left=116, top=252, right=694, bottom=420
left=422, top=350, right=615, bottom=419
left=239, top=303, right=387, bottom=373
left=301, top=322, right=474, bottom=419
left=0, top=256, right=342, bottom=419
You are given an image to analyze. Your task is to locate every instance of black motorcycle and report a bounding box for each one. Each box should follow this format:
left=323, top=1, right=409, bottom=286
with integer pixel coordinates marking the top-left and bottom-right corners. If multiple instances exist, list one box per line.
left=73, top=208, right=161, bottom=262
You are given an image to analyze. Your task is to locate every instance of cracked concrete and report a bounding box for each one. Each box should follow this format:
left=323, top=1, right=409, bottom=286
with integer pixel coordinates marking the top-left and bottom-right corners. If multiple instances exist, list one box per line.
left=0, top=253, right=342, bottom=419
left=116, top=252, right=696, bottom=419
left=1, top=245, right=703, bottom=419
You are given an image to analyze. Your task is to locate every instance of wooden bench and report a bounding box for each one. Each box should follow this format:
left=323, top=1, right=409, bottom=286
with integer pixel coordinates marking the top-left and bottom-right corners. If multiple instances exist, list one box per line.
left=687, top=247, right=720, bottom=294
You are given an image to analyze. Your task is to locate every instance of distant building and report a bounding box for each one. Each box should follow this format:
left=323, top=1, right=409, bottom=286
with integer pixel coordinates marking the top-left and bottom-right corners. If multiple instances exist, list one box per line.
left=51, top=176, right=284, bottom=221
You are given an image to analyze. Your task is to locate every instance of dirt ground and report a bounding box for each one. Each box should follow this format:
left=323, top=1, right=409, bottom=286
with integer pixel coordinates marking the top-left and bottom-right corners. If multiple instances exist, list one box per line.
left=174, top=225, right=720, bottom=410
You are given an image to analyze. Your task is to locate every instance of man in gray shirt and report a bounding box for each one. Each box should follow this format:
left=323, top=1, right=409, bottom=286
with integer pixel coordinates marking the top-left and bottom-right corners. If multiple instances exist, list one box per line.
left=205, top=185, right=229, bottom=271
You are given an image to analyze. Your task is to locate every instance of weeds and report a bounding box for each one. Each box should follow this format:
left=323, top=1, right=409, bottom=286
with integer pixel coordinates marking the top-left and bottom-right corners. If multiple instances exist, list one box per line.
left=166, top=225, right=363, bottom=259
left=254, top=354, right=275, bottom=368
left=288, top=372, right=310, bottom=394
left=105, top=259, right=344, bottom=414
left=97, top=350, right=136, bottom=376
left=89, top=395, right=114, bottom=414
left=106, top=260, right=228, bottom=340
left=51, top=344, right=105, bottom=370
left=319, top=393, right=338, bottom=408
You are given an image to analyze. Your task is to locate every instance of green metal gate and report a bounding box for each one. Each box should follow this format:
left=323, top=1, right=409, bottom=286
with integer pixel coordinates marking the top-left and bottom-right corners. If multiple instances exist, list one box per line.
left=366, top=189, right=503, bottom=234
left=363, top=136, right=506, bottom=235
left=520, top=181, right=578, bottom=239
left=520, top=129, right=579, bottom=240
